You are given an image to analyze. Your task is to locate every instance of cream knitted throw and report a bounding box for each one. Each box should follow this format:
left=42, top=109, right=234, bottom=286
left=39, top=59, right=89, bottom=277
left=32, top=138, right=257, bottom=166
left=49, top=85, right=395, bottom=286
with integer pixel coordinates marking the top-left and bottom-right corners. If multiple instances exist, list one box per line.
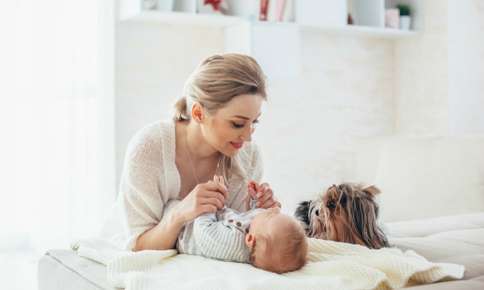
left=74, top=238, right=464, bottom=290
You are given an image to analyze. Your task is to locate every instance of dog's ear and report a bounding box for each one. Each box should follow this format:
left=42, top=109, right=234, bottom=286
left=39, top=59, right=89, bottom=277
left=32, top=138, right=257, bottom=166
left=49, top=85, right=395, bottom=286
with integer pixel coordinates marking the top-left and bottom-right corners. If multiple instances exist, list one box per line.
left=362, top=185, right=380, bottom=197
left=294, top=201, right=311, bottom=227
left=349, top=196, right=389, bottom=249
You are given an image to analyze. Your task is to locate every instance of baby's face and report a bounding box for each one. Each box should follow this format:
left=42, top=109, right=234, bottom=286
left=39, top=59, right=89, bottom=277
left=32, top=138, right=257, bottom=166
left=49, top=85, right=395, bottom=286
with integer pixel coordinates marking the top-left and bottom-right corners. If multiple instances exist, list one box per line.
left=246, top=208, right=298, bottom=272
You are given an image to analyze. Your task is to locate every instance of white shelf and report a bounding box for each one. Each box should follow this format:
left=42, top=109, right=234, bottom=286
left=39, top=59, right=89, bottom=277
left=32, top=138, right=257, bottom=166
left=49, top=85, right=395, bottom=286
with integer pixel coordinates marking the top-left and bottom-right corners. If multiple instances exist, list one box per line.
left=122, top=11, right=418, bottom=39
left=124, top=11, right=246, bottom=27
left=301, top=24, right=418, bottom=39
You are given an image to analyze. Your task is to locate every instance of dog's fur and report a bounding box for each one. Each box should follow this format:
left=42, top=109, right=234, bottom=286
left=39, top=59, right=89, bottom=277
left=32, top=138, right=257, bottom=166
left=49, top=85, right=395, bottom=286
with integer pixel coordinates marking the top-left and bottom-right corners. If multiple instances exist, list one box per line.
left=295, top=183, right=389, bottom=249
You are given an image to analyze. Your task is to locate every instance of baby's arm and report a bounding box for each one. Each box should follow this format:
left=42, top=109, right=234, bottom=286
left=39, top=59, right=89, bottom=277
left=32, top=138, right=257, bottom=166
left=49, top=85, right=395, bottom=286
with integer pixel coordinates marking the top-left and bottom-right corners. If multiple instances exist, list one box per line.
left=192, top=213, right=248, bottom=263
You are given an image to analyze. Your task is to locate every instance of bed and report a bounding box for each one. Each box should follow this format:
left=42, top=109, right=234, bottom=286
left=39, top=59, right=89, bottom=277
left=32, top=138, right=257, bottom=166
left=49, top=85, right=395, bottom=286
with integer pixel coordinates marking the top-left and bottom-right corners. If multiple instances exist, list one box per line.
left=39, top=137, right=484, bottom=289
left=38, top=211, right=484, bottom=290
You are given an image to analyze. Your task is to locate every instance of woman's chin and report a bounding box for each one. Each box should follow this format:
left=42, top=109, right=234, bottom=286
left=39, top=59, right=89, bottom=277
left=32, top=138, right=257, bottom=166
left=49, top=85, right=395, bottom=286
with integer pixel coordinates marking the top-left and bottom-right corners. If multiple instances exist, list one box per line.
left=220, top=146, right=241, bottom=157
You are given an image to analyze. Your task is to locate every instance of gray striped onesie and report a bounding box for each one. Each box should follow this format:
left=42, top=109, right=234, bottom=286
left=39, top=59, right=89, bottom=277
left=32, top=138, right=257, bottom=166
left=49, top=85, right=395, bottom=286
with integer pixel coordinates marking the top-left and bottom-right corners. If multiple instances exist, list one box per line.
left=177, top=205, right=264, bottom=263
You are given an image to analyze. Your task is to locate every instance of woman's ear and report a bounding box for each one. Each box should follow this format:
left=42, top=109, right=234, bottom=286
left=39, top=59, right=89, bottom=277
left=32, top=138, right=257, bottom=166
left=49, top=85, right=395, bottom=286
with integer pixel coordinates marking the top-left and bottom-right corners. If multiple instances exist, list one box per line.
left=191, top=102, right=204, bottom=123
left=245, top=233, right=255, bottom=248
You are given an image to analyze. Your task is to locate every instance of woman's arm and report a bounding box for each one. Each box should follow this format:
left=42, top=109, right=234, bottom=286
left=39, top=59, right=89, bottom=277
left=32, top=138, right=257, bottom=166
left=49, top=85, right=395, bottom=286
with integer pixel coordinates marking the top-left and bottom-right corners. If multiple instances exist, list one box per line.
left=133, top=181, right=228, bottom=251
left=134, top=208, right=185, bottom=251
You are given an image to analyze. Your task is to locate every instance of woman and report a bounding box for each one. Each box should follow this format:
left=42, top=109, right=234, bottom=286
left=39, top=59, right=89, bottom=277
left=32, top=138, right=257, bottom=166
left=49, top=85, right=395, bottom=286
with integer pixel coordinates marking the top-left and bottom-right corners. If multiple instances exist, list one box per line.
left=101, top=53, right=280, bottom=251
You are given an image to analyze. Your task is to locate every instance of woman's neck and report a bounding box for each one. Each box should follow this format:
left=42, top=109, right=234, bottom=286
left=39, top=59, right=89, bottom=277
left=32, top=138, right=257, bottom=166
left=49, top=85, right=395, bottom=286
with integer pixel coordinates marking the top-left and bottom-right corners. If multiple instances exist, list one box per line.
left=185, top=120, right=220, bottom=161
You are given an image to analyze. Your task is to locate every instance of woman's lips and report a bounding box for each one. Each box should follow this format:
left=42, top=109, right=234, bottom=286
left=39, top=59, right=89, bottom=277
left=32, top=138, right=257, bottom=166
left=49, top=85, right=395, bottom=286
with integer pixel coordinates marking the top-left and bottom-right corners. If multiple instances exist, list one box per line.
left=230, top=142, right=243, bottom=149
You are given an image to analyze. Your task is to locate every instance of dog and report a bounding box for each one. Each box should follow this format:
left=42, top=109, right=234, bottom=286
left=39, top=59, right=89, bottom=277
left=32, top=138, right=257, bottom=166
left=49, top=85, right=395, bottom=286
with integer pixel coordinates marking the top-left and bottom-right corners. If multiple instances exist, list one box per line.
left=295, top=183, right=389, bottom=249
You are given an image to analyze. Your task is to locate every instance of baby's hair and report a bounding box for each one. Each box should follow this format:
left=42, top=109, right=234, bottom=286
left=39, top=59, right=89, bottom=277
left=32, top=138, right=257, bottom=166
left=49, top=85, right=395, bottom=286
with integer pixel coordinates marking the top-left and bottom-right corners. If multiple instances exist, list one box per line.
left=273, top=219, right=308, bottom=273
left=252, top=217, right=308, bottom=274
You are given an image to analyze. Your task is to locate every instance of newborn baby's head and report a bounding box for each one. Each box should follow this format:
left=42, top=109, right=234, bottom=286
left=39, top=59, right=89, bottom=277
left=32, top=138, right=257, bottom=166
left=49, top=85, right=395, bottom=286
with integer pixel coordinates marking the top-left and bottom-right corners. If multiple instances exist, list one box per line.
left=245, top=207, right=308, bottom=273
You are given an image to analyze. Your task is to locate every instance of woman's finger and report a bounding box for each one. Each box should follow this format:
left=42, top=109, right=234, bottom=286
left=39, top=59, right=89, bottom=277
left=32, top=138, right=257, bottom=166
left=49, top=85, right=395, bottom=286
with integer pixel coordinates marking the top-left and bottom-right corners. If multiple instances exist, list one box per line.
left=257, top=183, right=270, bottom=198
left=200, top=204, right=217, bottom=214
left=204, top=180, right=228, bottom=198
left=257, top=189, right=273, bottom=206
left=200, top=190, right=225, bottom=203
left=261, top=198, right=281, bottom=209
left=201, top=197, right=224, bottom=209
left=260, top=200, right=275, bottom=209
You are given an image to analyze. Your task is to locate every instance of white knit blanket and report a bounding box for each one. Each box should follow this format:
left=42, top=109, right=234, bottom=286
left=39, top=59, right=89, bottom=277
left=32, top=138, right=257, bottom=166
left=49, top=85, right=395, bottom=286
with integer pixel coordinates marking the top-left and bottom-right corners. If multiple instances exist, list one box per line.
left=74, top=238, right=464, bottom=290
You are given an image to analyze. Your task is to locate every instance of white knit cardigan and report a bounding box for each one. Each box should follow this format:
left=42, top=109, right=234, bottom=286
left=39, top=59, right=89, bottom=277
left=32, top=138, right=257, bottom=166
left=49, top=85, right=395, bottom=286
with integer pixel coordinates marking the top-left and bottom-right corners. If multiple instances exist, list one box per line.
left=100, top=120, right=264, bottom=250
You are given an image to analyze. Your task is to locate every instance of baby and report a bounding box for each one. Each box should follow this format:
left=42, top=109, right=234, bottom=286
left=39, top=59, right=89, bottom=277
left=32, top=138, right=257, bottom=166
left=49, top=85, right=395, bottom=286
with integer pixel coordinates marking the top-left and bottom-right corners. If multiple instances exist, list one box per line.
left=177, top=178, right=308, bottom=274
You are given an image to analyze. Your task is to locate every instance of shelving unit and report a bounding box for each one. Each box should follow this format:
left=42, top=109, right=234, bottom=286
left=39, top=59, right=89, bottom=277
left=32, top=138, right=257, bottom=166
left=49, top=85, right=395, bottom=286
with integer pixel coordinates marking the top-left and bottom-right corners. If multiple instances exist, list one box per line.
left=122, top=9, right=418, bottom=38
left=119, top=0, right=419, bottom=36
left=117, top=0, right=420, bottom=77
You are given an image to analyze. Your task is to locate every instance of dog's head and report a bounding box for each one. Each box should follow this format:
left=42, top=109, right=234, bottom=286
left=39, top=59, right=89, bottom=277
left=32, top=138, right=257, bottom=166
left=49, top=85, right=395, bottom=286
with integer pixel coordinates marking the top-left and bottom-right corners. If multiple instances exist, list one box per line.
left=295, top=183, right=389, bottom=249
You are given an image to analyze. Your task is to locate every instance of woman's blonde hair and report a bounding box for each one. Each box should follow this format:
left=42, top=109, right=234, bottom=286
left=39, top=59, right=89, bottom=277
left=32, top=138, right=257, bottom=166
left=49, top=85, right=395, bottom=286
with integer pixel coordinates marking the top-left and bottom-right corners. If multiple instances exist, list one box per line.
left=173, top=53, right=267, bottom=121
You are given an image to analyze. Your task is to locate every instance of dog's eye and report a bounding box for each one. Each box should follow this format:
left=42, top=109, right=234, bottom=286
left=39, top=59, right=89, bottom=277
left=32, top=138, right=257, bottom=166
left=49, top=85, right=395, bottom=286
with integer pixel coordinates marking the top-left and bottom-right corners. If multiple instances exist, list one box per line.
left=315, top=209, right=320, bottom=216
left=327, top=200, right=336, bottom=209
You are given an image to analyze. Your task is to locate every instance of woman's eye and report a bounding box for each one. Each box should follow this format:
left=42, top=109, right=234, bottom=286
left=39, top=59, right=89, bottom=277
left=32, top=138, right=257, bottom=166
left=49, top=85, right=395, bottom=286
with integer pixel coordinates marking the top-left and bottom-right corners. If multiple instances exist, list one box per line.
left=231, top=119, right=260, bottom=129
left=231, top=122, right=245, bottom=129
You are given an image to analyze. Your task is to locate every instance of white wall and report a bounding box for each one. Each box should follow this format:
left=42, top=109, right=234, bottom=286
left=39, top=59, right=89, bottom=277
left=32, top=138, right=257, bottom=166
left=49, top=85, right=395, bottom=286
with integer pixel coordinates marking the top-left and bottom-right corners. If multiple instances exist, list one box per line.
left=394, top=0, right=484, bottom=137
left=448, top=0, right=484, bottom=135
left=394, top=0, right=449, bottom=136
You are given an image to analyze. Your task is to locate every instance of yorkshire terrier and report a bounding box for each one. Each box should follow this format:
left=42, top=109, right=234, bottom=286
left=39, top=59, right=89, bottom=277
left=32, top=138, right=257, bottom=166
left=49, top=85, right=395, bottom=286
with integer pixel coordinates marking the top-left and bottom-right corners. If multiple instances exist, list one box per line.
left=295, top=183, right=389, bottom=249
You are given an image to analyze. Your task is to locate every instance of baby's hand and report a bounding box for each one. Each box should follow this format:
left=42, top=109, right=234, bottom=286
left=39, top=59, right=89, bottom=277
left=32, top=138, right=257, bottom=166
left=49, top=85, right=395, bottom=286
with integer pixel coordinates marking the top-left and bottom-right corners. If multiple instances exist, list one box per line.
left=248, top=181, right=258, bottom=199
left=247, top=181, right=281, bottom=209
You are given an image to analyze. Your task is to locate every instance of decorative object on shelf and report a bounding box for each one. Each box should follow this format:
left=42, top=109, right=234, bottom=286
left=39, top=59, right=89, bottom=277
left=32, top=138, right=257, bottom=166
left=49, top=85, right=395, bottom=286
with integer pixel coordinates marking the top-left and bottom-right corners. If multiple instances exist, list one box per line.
left=174, top=0, right=197, bottom=13
left=143, top=0, right=157, bottom=10
left=259, top=0, right=294, bottom=22
left=274, top=0, right=286, bottom=21
left=259, top=0, right=269, bottom=21
left=385, top=9, right=399, bottom=29
left=282, top=0, right=294, bottom=22
left=156, top=0, right=174, bottom=11
left=198, top=0, right=228, bottom=14
left=397, top=3, right=412, bottom=30
left=347, top=13, right=354, bottom=25
left=225, top=0, right=258, bottom=20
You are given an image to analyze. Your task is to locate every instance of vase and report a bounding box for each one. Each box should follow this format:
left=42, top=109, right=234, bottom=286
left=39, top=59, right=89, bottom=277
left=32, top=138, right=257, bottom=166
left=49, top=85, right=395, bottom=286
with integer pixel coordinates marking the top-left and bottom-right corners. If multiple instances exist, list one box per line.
left=400, top=16, right=412, bottom=30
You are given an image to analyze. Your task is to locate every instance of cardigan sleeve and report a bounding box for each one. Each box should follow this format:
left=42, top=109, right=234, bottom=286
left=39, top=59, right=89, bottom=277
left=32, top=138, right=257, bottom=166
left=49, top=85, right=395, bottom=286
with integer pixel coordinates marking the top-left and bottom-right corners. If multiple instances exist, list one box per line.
left=102, top=124, right=166, bottom=250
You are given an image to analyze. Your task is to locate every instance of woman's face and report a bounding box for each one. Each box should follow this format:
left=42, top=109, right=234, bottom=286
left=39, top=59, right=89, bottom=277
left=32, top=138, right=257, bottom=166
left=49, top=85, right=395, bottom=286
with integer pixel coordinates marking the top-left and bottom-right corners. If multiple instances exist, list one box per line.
left=201, top=94, right=264, bottom=157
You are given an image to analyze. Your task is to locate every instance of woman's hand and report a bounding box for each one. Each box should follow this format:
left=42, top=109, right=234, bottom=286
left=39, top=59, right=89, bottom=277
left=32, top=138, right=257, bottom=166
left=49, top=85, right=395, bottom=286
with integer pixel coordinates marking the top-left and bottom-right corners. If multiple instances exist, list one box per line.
left=248, top=181, right=281, bottom=209
left=176, top=178, right=228, bottom=224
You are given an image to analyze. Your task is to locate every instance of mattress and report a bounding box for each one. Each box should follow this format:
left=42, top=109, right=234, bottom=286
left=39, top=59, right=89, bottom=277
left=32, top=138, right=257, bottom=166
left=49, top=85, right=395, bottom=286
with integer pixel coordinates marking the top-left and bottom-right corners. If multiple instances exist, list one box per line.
left=38, top=249, right=110, bottom=290
left=38, top=212, right=484, bottom=290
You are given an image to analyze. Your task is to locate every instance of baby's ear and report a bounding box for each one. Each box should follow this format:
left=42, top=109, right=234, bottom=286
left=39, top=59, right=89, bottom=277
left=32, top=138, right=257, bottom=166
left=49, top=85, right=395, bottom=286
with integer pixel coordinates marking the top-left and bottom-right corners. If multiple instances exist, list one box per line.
left=362, top=185, right=381, bottom=197
left=245, top=233, right=255, bottom=248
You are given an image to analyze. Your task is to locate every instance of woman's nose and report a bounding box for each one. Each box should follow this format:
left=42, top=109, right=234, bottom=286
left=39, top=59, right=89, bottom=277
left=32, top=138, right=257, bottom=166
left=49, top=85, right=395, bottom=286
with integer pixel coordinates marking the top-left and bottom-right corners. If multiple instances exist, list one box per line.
left=241, top=125, right=253, bottom=141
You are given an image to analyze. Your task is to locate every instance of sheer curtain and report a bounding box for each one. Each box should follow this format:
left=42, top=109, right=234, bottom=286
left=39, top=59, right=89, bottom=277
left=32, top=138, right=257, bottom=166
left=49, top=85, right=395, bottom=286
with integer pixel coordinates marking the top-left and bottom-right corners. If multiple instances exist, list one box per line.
left=0, top=0, right=115, bottom=257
